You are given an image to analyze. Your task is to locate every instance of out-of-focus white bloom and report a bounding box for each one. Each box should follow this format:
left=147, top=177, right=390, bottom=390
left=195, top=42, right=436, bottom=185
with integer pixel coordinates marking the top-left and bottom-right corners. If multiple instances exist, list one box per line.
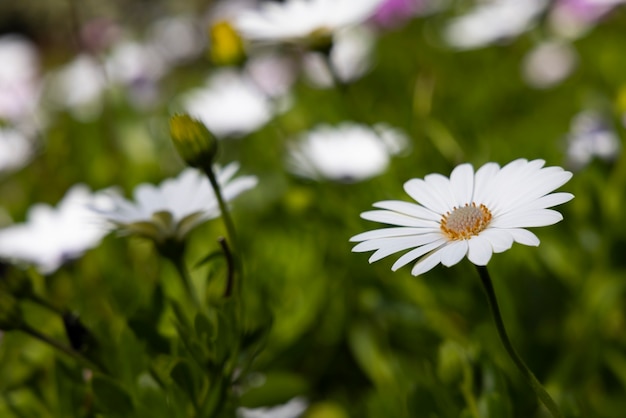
left=183, top=70, right=277, bottom=138
left=287, top=122, right=408, bottom=182
left=444, top=0, right=547, bottom=49
left=0, top=34, right=42, bottom=122
left=0, top=127, right=33, bottom=174
left=246, top=52, right=298, bottom=98
left=303, top=25, right=376, bottom=88
left=0, top=185, right=113, bottom=274
left=549, top=0, right=626, bottom=39
left=234, top=0, right=384, bottom=46
left=106, top=40, right=167, bottom=108
left=351, top=159, right=574, bottom=276
left=237, top=397, right=308, bottom=418
left=46, top=54, right=107, bottom=121
left=522, top=40, right=578, bottom=89
left=148, top=15, right=205, bottom=65
left=565, top=110, right=621, bottom=169
left=94, top=162, right=257, bottom=243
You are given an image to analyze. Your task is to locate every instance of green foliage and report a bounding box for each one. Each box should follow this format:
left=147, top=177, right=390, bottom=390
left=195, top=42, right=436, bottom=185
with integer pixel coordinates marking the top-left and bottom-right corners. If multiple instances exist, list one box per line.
left=2, top=1, right=626, bottom=417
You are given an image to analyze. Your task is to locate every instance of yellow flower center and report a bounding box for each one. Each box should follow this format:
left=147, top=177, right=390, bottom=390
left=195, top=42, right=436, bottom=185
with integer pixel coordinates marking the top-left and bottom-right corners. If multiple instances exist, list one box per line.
left=440, top=203, right=492, bottom=240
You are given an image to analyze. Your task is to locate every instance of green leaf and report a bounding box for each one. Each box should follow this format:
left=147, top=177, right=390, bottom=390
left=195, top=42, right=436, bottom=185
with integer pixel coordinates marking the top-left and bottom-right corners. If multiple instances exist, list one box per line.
left=194, top=312, right=215, bottom=344
left=239, top=371, right=309, bottom=408
left=170, top=359, right=199, bottom=401
left=92, top=375, right=134, bottom=415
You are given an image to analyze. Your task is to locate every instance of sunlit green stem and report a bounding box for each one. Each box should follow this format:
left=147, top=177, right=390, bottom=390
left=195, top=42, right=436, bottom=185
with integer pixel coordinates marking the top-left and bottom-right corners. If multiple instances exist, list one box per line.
left=475, top=265, right=563, bottom=418
left=202, top=167, right=238, bottom=251
left=218, top=237, right=235, bottom=298
left=169, top=254, right=202, bottom=310
left=20, top=324, right=104, bottom=372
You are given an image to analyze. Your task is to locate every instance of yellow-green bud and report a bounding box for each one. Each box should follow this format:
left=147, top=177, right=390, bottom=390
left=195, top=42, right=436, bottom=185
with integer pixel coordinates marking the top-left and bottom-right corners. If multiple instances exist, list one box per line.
left=209, top=21, right=246, bottom=66
left=170, top=114, right=218, bottom=170
left=307, top=27, right=333, bottom=55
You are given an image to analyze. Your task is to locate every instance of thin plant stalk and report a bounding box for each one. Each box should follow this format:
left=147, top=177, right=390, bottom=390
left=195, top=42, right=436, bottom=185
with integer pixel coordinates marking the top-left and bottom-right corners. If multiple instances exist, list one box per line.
left=475, top=265, right=563, bottom=418
left=202, top=167, right=238, bottom=251
left=20, top=324, right=104, bottom=372
left=169, top=254, right=202, bottom=309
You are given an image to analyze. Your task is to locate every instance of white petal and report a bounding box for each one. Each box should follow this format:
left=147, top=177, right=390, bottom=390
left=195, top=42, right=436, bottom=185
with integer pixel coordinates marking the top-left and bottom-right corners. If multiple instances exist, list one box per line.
left=467, top=236, right=493, bottom=265
left=373, top=200, right=440, bottom=221
left=391, top=238, right=447, bottom=271
left=506, top=192, right=574, bottom=213
left=361, top=210, right=438, bottom=227
left=404, top=178, right=450, bottom=214
left=491, top=209, right=563, bottom=228
left=351, top=233, right=439, bottom=254
left=472, top=162, right=500, bottom=204
left=411, top=249, right=444, bottom=276
left=439, top=241, right=469, bottom=267
left=367, top=234, right=444, bottom=263
left=423, top=173, right=457, bottom=210
left=449, top=163, right=474, bottom=206
left=350, top=227, right=437, bottom=242
left=480, top=228, right=514, bottom=253
left=508, top=228, right=540, bottom=246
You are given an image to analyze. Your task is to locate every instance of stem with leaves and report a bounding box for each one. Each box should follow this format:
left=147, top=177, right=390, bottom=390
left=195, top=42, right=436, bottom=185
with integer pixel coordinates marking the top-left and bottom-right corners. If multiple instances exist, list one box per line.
left=475, top=265, right=563, bottom=418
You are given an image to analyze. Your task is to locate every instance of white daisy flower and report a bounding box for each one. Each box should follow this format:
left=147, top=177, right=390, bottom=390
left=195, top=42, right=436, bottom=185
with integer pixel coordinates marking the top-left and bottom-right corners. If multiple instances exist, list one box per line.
left=565, top=110, right=621, bottom=169
left=237, top=397, right=308, bottom=418
left=0, top=185, right=113, bottom=274
left=0, top=127, right=33, bottom=174
left=0, top=34, right=42, bottom=123
left=183, top=70, right=276, bottom=138
left=287, top=122, right=408, bottom=182
left=234, top=0, right=384, bottom=46
left=521, top=40, right=578, bottom=89
left=350, top=159, right=574, bottom=276
left=94, top=162, right=257, bottom=243
left=444, top=0, right=547, bottom=50
left=303, top=25, right=376, bottom=88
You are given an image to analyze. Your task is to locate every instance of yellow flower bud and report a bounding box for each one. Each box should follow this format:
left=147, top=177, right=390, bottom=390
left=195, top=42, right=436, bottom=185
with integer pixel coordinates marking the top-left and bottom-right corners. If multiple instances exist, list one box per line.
left=209, top=21, right=246, bottom=66
left=170, top=114, right=218, bottom=171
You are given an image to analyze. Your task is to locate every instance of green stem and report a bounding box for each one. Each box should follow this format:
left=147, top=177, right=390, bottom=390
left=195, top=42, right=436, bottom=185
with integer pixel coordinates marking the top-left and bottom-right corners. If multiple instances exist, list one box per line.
left=475, top=265, right=563, bottom=418
left=20, top=324, right=104, bottom=372
left=203, top=167, right=237, bottom=250
left=170, top=255, right=202, bottom=310
left=218, top=237, right=235, bottom=298
left=29, top=294, right=66, bottom=316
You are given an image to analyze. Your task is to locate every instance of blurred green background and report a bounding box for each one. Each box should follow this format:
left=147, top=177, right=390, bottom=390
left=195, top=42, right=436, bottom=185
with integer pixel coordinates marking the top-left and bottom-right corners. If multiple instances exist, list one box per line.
left=1, top=0, right=626, bottom=417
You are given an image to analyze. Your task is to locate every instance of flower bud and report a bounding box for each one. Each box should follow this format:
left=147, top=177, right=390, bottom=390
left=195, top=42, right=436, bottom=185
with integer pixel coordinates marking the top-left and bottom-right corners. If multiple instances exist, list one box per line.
left=170, top=114, right=218, bottom=171
left=209, top=21, right=246, bottom=66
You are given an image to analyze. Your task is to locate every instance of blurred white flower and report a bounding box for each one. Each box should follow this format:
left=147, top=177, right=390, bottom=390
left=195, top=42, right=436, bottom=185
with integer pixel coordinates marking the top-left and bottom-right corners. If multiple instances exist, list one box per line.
left=444, top=0, right=547, bottom=49
left=303, top=25, right=376, bottom=88
left=105, top=40, right=167, bottom=108
left=0, top=34, right=42, bottom=122
left=46, top=54, right=107, bottom=121
left=234, top=0, right=384, bottom=45
left=522, top=40, right=578, bottom=89
left=565, top=110, right=621, bottom=169
left=183, top=70, right=278, bottom=138
left=246, top=52, right=298, bottom=98
left=148, top=15, right=205, bottom=65
left=94, top=162, right=257, bottom=243
left=0, top=185, right=113, bottom=274
left=287, top=122, right=408, bottom=182
left=351, top=159, right=573, bottom=276
left=238, top=397, right=308, bottom=418
left=0, top=127, right=33, bottom=174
